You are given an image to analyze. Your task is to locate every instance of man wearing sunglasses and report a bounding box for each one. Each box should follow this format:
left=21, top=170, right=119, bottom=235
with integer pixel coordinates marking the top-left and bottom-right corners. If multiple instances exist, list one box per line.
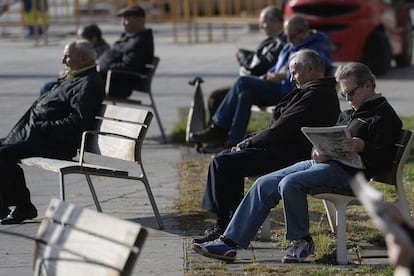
left=192, top=62, right=402, bottom=263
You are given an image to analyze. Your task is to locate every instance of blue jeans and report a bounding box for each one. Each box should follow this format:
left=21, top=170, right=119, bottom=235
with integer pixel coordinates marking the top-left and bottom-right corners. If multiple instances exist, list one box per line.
left=223, top=160, right=353, bottom=248
left=212, top=76, right=282, bottom=146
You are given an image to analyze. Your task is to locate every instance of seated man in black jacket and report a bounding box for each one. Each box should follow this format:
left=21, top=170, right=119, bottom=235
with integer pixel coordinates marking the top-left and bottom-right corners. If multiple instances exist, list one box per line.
left=201, top=5, right=286, bottom=153
left=192, top=49, right=341, bottom=243
left=0, top=39, right=105, bottom=224
left=98, top=5, right=154, bottom=98
left=207, top=5, right=285, bottom=119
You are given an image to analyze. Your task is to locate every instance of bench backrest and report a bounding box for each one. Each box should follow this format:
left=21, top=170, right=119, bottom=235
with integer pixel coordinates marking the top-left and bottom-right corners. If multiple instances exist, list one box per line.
left=133, top=56, right=159, bottom=94
left=82, top=104, right=153, bottom=162
left=33, top=198, right=147, bottom=276
left=372, top=129, right=414, bottom=186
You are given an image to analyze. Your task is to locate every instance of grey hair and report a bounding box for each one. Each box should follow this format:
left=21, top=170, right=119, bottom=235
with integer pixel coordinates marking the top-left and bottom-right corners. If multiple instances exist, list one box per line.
left=262, top=5, right=283, bottom=22
left=71, top=39, right=97, bottom=62
left=335, top=62, right=376, bottom=88
left=289, top=49, right=325, bottom=73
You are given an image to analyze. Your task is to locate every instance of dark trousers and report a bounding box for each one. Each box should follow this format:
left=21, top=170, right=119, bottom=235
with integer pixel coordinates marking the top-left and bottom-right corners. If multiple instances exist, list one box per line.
left=201, top=146, right=310, bottom=226
left=0, top=142, right=71, bottom=210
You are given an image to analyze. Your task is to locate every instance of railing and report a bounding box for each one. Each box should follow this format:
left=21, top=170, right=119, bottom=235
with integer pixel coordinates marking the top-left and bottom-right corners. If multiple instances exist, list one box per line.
left=0, top=0, right=284, bottom=45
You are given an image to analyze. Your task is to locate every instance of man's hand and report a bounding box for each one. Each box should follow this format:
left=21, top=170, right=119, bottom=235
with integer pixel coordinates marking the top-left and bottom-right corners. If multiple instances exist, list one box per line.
left=231, top=145, right=241, bottom=152
left=312, top=149, right=329, bottom=163
left=342, top=137, right=365, bottom=154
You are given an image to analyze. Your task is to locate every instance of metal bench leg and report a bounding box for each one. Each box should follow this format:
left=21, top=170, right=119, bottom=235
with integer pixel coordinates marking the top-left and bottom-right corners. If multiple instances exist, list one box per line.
left=59, top=172, right=66, bottom=201
left=149, top=93, right=167, bottom=144
left=84, top=174, right=102, bottom=212
left=140, top=166, right=164, bottom=229
left=261, top=215, right=271, bottom=241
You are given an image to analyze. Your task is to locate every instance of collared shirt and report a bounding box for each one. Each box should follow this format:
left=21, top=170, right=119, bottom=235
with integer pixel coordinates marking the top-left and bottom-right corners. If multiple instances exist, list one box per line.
left=65, top=64, right=96, bottom=79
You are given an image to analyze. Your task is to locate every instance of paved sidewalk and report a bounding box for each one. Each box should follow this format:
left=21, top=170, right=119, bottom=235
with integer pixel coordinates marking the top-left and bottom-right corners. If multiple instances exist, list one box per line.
left=0, top=21, right=413, bottom=275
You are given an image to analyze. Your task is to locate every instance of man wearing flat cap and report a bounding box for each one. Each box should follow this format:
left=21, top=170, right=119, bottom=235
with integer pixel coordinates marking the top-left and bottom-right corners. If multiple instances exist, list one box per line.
left=98, top=5, right=154, bottom=98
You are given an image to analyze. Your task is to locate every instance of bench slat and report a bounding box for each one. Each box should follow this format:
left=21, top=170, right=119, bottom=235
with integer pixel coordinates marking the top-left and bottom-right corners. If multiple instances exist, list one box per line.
left=33, top=198, right=146, bottom=275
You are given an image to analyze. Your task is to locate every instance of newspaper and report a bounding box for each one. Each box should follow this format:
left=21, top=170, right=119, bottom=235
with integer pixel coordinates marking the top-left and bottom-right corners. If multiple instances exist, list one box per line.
left=301, top=125, right=364, bottom=169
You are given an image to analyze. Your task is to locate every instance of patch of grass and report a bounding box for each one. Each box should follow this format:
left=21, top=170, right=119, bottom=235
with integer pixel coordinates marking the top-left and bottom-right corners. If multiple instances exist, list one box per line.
left=175, top=110, right=414, bottom=274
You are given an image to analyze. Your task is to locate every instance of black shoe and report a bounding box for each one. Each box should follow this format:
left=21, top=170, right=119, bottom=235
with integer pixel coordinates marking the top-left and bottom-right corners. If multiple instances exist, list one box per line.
left=192, top=225, right=225, bottom=244
left=0, top=208, right=10, bottom=220
left=0, top=204, right=38, bottom=225
left=190, top=125, right=227, bottom=144
left=199, top=143, right=227, bottom=154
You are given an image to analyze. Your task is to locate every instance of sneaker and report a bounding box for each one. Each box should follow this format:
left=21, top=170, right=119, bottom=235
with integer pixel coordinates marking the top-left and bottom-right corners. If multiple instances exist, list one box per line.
left=192, top=238, right=237, bottom=262
left=282, top=239, right=315, bottom=263
left=190, top=125, right=227, bottom=144
left=192, top=225, right=224, bottom=244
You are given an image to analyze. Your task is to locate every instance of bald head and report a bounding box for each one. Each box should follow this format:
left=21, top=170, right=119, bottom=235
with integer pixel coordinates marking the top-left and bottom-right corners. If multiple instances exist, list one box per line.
left=259, top=5, right=283, bottom=37
left=284, top=15, right=310, bottom=45
left=289, top=49, right=325, bottom=88
left=62, top=39, right=96, bottom=73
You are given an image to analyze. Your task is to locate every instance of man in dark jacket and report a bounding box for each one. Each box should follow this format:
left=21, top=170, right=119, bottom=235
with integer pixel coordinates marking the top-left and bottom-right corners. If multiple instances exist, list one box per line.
left=98, top=5, right=154, bottom=98
left=200, top=5, right=285, bottom=153
left=207, top=5, right=285, bottom=119
left=192, top=62, right=402, bottom=263
left=192, top=49, right=341, bottom=244
left=0, top=39, right=105, bottom=224
left=191, top=15, right=333, bottom=148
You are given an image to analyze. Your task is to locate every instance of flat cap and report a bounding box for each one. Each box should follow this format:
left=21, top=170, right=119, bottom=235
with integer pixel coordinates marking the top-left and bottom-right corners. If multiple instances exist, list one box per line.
left=117, top=5, right=146, bottom=17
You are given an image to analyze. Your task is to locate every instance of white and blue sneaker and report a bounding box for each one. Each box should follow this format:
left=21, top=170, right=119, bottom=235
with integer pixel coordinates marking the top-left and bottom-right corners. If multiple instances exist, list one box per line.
left=192, top=238, right=237, bottom=262
left=282, top=239, right=315, bottom=263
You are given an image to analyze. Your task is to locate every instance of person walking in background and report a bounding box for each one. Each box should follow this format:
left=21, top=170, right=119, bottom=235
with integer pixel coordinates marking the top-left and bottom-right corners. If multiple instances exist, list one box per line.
left=0, top=40, right=104, bottom=224
left=191, top=49, right=340, bottom=245
left=190, top=15, right=333, bottom=148
left=23, top=0, right=49, bottom=38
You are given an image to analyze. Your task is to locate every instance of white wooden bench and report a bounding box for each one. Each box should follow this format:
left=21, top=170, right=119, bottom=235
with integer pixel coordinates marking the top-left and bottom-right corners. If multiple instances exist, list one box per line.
left=20, top=104, right=164, bottom=230
left=33, top=198, right=147, bottom=276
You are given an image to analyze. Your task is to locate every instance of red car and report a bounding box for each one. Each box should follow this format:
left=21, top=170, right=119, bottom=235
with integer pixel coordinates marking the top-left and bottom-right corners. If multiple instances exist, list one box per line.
left=284, top=0, right=414, bottom=75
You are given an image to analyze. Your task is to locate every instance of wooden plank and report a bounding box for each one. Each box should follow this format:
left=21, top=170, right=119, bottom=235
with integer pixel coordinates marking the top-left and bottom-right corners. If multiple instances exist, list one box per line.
left=33, top=198, right=146, bottom=275
left=97, top=105, right=150, bottom=126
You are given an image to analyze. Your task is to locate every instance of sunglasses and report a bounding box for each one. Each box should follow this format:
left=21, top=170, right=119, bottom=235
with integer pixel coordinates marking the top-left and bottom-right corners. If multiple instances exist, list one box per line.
left=340, top=85, right=360, bottom=98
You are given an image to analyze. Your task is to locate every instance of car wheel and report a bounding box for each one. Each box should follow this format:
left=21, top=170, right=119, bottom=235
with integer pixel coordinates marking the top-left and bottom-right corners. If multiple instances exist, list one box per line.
left=361, top=29, right=392, bottom=75
left=395, top=20, right=413, bottom=67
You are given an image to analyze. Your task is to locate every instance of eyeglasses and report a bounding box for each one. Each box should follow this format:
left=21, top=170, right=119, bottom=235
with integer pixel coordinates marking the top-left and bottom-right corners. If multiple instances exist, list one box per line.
left=340, top=85, right=360, bottom=98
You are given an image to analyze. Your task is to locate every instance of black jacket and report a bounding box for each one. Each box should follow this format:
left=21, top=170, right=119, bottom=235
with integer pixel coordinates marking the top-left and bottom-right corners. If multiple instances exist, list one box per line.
left=337, top=95, right=402, bottom=178
left=241, top=77, right=341, bottom=152
left=3, top=66, right=105, bottom=158
left=237, top=31, right=286, bottom=76
left=98, top=29, right=154, bottom=75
